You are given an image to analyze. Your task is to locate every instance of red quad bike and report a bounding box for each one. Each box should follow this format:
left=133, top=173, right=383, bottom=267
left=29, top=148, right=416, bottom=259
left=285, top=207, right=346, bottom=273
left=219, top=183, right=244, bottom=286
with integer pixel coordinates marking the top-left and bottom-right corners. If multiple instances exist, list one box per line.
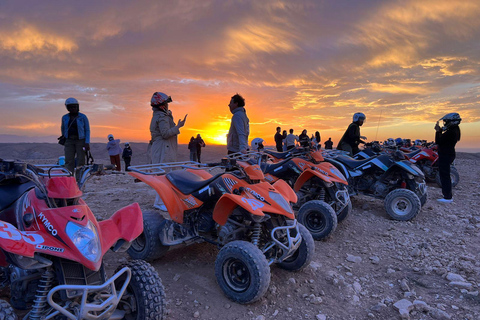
left=243, top=149, right=350, bottom=241
left=126, top=159, right=314, bottom=304
left=399, top=144, right=460, bottom=188
left=0, top=160, right=165, bottom=320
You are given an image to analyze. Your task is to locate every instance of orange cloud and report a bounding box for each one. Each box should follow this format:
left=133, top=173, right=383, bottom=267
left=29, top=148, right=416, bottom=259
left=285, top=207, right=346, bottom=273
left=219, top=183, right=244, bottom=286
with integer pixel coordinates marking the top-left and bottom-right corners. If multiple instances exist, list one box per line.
left=7, top=122, right=56, bottom=130
left=0, top=25, right=77, bottom=54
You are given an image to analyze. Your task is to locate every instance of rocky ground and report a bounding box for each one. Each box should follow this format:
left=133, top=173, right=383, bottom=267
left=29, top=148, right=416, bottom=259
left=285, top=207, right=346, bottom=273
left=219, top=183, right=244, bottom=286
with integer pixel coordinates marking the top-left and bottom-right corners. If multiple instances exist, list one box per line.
left=1, top=144, right=479, bottom=320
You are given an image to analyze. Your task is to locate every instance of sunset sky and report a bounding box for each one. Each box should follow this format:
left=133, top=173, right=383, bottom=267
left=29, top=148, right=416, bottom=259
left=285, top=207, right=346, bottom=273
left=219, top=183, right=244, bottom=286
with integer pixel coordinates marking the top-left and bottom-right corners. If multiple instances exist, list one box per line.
left=1, top=0, right=479, bottom=150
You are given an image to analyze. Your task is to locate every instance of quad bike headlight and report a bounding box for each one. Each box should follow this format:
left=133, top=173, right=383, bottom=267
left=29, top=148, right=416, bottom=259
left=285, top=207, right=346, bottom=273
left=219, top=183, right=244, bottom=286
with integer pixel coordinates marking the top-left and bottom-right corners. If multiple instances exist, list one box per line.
left=66, top=221, right=101, bottom=262
left=269, top=191, right=294, bottom=214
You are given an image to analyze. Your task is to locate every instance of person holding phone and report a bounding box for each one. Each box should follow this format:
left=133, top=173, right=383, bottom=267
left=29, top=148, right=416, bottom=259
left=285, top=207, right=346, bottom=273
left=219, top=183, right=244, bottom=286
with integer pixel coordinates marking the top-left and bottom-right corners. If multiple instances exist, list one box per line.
left=149, top=91, right=187, bottom=210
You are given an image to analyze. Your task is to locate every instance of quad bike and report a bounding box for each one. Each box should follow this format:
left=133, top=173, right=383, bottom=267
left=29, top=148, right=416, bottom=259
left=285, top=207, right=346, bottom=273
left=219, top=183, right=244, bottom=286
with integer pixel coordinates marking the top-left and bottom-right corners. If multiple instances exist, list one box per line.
left=241, top=149, right=350, bottom=240
left=323, top=150, right=427, bottom=221
left=0, top=160, right=165, bottom=320
left=126, top=159, right=314, bottom=304
left=356, top=143, right=459, bottom=189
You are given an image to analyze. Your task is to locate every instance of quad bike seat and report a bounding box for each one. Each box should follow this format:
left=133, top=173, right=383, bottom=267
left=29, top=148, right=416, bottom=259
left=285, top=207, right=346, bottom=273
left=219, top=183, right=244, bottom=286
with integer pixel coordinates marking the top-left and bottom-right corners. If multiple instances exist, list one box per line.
left=0, top=181, right=35, bottom=212
left=404, top=149, right=422, bottom=159
left=264, top=149, right=294, bottom=160
left=335, top=155, right=374, bottom=170
left=262, top=158, right=291, bottom=175
left=166, top=170, right=219, bottom=195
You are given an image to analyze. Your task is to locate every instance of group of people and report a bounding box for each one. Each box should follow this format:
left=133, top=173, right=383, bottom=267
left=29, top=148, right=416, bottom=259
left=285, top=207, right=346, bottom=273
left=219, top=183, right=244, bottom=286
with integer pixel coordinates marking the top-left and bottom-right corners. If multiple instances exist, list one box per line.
left=274, top=127, right=334, bottom=152
left=188, top=135, right=206, bottom=162
left=60, top=94, right=461, bottom=205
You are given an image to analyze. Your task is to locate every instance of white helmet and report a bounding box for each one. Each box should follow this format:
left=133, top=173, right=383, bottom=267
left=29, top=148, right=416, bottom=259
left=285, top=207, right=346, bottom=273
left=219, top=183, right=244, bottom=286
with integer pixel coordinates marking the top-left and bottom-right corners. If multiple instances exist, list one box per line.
left=125, top=142, right=130, bottom=146
left=386, top=138, right=395, bottom=146
left=65, top=97, right=79, bottom=106
left=108, top=134, right=114, bottom=140
left=353, top=112, right=366, bottom=122
left=440, top=113, right=461, bottom=130
left=251, top=138, right=264, bottom=151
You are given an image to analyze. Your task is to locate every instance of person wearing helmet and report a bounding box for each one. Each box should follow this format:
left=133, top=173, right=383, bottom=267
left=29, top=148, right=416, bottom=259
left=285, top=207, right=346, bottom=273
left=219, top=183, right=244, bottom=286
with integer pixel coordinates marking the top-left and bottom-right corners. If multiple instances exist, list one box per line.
left=61, top=97, right=90, bottom=174
left=337, top=112, right=367, bottom=155
left=122, top=142, right=133, bottom=171
left=227, top=93, right=249, bottom=154
left=435, top=113, right=461, bottom=203
left=106, top=134, right=122, bottom=171
left=149, top=91, right=187, bottom=210
left=149, top=92, right=187, bottom=164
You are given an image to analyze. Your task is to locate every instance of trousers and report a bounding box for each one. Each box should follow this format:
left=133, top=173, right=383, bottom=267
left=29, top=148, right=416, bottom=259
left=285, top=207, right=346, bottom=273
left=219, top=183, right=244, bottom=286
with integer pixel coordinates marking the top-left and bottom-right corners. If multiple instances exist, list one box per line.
left=438, top=153, right=455, bottom=199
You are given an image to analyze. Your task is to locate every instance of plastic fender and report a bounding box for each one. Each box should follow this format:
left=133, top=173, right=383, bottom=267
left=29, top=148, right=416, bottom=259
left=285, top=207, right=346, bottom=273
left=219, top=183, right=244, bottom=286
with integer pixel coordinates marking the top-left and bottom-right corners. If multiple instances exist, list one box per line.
left=316, top=162, right=349, bottom=185
left=272, top=179, right=297, bottom=203
left=186, top=169, right=213, bottom=179
left=0, top=221, right=45, bottom=258
left=98, top=203, right=143, bottom=253
left=213, top=194, right=265, bottom=226
left=310, top=150, right=325, bottom=162
left=129, top=172, right=186, bottom=223
left=386, top=161, right=421, bottom=177
left=293, top=169, right=328, bottom=192
left=46, top=176, right=83, bottom=199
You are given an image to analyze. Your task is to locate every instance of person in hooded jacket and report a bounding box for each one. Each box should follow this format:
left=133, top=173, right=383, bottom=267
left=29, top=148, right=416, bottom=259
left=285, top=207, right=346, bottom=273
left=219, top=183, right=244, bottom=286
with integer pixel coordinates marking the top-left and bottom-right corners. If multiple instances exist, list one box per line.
left=337, top=112, right=367, bottom=155
left=122, top=142, right=133, bottom=171
left=106, top=134, right=122, bottom=171
left=435, top=113, right=461, bottom=203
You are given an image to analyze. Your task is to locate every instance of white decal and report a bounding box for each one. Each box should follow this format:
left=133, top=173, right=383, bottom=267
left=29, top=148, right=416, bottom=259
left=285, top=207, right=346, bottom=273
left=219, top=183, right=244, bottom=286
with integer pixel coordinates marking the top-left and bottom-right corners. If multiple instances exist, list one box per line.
left=0, top=222, right=44, bottom=244
left=38, top=213, right=58, bottom=236
left=241, top=198, right=264, bottom=211
left=36, top=245, right=64, bottom=253
left=244, top=188, right=265, bottom=202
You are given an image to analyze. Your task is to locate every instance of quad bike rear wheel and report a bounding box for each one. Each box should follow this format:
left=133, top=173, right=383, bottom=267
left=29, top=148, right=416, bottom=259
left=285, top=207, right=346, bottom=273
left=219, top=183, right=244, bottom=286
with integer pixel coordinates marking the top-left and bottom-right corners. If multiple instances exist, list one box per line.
left=297, top=200, right=338, bottom=240
left=115, top=260, right=166, bottom=320
left=435, top=166, right=459, bottom=188
left=277, top=223, right=314, bottom=272
left=0, top=300, right=17, bottom=320
left=215, top=240, right=270, bottom=304
left=384, top=189, right=421, bottom=221
left=127, top=210, right=169, bottom=261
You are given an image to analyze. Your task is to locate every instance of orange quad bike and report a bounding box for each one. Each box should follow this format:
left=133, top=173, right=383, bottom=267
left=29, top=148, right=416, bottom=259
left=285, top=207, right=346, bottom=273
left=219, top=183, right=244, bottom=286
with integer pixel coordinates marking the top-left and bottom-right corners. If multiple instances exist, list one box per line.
left=126, top=159, right=314, bottom=304
left=255, top=148, right=351, bottom=240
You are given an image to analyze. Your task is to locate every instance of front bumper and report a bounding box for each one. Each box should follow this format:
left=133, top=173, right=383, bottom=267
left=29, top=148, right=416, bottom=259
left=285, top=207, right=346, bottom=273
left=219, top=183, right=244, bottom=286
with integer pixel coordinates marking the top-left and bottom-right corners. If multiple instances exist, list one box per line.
left=46, top=267, right=131, bottom=320
left=263, top=219, right=302, bottom=264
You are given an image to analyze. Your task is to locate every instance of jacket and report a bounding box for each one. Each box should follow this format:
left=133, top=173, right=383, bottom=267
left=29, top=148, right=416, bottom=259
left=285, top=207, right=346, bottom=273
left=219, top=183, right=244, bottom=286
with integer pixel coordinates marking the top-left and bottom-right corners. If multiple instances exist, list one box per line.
left=435, top=126, right=460, bottom=156
left=227, top=107, right=249, bottom=152
left=106, top=139, right=122, bottom=156
left=337, top=122, right=364, bottom=149
left=150, top=108, right=180, bottom=163
left=61, top=113, right=90, bottom=143
left=122, top=147, right=132, bottom=158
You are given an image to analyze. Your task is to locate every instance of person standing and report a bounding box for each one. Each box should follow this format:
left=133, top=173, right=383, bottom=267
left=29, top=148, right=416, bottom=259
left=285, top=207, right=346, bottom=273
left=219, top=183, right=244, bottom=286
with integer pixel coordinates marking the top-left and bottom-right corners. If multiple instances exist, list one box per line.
left=282, top=130, right=288, bottom=151
left=324, top=137, right=334, bottom=150
left=150, top=91, right=187, bottom=210
left=106, top=134, right=122, bottom=171
left=299, top=129, right=310, bottom=147
left=315, top=131, right=321, bottom=149
left=435, top=113, right=461, bottom=203
left=227, top=93, right=249, bottom=155
left=337, top=113, right=367, bottom=155
left=285, top=129, right=299, bottom=150
left=122, top=142, right=133, bottom=171
left=188, top=137, right=197, bottom=162
left=61, top=97, right=90, bottom=174
left=195, top=134, right=206, bottom=163
left=274, top=127, right=283, bottom=152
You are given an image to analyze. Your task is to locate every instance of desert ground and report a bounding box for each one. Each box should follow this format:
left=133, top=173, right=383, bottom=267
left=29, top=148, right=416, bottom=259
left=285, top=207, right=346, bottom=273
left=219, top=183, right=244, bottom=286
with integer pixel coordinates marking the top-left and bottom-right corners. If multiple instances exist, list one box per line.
left=0, top=143, right=479, bottom=320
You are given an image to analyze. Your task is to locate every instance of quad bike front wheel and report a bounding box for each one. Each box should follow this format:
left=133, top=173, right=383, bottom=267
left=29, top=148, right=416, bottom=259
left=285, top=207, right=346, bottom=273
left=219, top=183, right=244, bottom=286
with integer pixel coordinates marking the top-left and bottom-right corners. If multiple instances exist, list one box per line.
left=115, top=260, right=166, bottom=320
left=127, top=210, right=169, bottom=261
left=277, top=223, right=314, bottom=272
left=384, top=189, right=421, bottom=221
left=0, top=300, right=17, bottom=320
left=297, top=200, right=338, bottom=240
left=215, top=240, right=271, bottom=304
left=435, top=166, right=459, bottom=188
left=336, top=199, right=352, bottom=223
